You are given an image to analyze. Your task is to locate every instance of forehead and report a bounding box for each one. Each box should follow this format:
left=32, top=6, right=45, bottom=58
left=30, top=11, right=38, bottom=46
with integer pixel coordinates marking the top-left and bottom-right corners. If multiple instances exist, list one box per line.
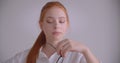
left=44, top=7, right=66, bottom=18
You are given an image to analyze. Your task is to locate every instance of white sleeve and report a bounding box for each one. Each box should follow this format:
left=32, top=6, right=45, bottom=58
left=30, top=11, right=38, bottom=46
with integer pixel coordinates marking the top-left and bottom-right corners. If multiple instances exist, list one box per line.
left=3, top=49, right=30, bottom=63
left=4, top=51, right=30, bottom=63
left=80, top=54, right=87, bottom=63
left=4, top=53, right=20, bottom=63
left=79, top=54, right=102, bottom=63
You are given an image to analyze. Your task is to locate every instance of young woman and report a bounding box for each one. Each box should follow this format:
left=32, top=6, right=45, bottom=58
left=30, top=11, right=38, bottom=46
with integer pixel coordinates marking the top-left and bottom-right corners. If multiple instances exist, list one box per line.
left=5, top=1, right=100, bottom=63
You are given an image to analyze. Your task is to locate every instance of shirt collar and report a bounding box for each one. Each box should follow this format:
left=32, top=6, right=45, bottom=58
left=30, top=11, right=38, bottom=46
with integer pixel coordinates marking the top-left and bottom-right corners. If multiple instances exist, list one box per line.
left=38, top=46, right=48, bottom=58
left=38, top=46, right=59, bottom=59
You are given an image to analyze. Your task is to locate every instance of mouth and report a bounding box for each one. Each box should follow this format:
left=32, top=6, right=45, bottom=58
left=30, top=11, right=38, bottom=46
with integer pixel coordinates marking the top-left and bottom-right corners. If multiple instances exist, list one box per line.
left=52, top=31, right=62, bottom=36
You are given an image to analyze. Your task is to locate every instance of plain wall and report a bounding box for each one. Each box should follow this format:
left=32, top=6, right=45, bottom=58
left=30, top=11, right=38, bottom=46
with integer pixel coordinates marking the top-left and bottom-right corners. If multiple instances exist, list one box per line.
left=0, top=0, right=120, bottom=63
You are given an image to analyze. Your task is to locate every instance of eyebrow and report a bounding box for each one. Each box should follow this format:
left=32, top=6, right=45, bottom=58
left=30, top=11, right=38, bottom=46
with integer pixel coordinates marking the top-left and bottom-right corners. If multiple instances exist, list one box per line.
left=47, top=16, right=65, bottom=19
left=59, top=17, right=65, bottom=19
left=47, top=16, right=53, bottom=19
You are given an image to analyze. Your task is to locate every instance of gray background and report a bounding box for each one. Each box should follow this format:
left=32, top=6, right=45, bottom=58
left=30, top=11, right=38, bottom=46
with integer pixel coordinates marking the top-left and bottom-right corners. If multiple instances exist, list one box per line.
left=0, top=0, right=120, bottom=63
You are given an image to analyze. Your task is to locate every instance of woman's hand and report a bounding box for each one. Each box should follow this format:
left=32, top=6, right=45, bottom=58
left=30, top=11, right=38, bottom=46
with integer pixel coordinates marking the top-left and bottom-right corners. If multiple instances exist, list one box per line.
left=56, top=39, right=100, bottom=63
left=56, top=39, right=87, bottom=57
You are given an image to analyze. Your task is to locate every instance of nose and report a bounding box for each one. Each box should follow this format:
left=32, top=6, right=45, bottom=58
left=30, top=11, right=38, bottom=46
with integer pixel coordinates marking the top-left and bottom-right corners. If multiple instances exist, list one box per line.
left=54, top=20, right=60, bottom=29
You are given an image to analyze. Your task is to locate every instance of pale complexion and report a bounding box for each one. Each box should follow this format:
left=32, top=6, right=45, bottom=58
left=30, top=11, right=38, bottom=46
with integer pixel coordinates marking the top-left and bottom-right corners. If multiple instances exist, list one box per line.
left=40, top=6, right=99, bottom=63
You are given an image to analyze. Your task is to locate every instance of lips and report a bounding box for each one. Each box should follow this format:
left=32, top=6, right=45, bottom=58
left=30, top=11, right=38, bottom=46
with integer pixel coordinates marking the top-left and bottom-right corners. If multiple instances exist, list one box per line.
left=52, top=31, right=62, bottom=35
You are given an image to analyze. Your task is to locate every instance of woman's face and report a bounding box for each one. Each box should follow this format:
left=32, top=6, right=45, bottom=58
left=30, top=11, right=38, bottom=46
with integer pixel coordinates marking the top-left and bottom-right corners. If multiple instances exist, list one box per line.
left=41, top=7, right=68, bottom=41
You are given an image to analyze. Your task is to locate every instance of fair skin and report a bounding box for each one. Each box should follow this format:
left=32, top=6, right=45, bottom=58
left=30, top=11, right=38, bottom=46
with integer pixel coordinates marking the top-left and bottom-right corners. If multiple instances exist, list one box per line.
left=40, top=6, right=99, bottom=63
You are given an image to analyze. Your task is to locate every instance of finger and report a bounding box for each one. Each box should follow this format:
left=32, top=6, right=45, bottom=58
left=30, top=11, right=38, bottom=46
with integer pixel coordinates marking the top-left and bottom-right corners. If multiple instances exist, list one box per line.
left=60, top=42, right=70, bottom=57
left=56, top=39, right=68, bottom=54
left=57, top=39, right=68, bottom=48
left=61, top=44, right=71, bottom=57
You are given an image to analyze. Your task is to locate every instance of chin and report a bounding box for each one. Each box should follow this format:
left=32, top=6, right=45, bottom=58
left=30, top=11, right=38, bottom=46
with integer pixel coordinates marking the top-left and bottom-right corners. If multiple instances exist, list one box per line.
left=53, top=36, right=63, bottom=41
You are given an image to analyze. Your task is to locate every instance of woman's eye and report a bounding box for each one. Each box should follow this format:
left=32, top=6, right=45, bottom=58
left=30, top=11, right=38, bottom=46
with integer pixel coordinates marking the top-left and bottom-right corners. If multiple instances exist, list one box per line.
left=59, top=20, right=65, bottom=23
left=46, top=20, right=53, bottom=23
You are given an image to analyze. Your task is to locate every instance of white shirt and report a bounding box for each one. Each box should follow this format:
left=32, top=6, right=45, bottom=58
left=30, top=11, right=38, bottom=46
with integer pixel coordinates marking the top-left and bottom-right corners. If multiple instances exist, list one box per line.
left=4, top=47, right=87, bottom=63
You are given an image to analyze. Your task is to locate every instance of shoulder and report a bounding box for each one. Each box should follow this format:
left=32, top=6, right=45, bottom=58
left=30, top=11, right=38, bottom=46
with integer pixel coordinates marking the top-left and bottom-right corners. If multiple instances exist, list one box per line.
left=4, top=49, right=30, bottom=63
left=68, top=52, right=84, bottom=58
left=66, top=52, right=87, bottom=63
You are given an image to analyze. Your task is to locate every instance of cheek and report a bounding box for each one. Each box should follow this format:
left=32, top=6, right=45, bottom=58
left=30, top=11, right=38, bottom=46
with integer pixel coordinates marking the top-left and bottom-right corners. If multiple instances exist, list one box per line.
left=42, top=24, right=53, bottom=33
left=62, top=25, right=68, bottom=32
left=42, top=26, right=51, bottom=36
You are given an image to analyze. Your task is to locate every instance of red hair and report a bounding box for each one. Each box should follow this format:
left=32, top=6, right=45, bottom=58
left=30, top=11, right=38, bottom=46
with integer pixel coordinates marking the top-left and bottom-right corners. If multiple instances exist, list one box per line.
left=26, top=1, right=69, bottom=63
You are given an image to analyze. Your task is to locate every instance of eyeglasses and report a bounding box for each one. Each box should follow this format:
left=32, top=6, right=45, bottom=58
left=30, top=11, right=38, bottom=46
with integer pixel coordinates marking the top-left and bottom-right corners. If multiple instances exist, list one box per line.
left=56, top=56, right=64, bottom=63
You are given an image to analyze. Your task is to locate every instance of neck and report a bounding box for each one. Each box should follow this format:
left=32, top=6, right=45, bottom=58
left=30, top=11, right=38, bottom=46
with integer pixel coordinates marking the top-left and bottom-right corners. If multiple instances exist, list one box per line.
left=42, top=38, right=63, bottom=58
left=42, top=42, right=56, bottom=58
